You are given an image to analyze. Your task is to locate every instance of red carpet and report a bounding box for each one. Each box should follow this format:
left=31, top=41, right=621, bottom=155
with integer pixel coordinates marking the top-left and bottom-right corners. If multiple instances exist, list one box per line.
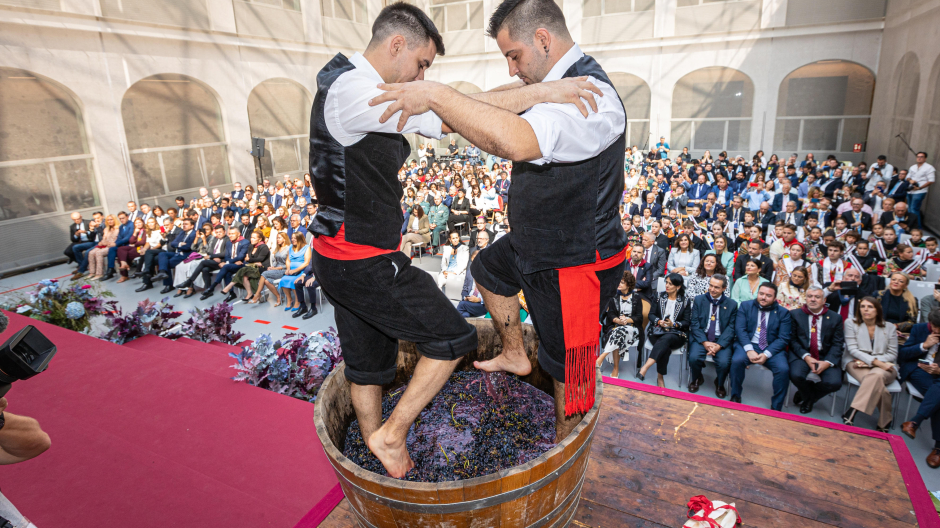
left=0, top=311, right=341, bottom=528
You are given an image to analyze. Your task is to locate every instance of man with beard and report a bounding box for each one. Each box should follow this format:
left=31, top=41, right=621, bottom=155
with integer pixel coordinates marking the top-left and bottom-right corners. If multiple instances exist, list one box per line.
left=373, top=0, right=626, bottom=439
left=308, top=2, right=595, bottom=477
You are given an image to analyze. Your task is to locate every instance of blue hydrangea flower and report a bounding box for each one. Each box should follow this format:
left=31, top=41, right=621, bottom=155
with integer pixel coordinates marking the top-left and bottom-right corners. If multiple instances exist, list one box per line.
left=65, top=301, right=86, bottom=320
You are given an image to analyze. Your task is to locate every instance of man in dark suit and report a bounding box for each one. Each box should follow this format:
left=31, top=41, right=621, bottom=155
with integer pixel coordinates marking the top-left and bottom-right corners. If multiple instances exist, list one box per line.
left=788, top=287, right=845, bottom=414
left=824, top=267, right=881, bottom=320
left=900, top=309, right=940, bottom=468
left=230, top=183, right=245, bottom=202
left=64, top=212, right=95, bottom=265
left=688, top=275, right=738, bottom=397
left=642, top=201, right=662, bottom=220
left=840, top=197, right=873, bottom=232
left=457, top=253, right=487, bottom=318
left=770, top=182, right=799, bottom=213
left=881, top=201, right=917, bottom=234
left=469, top=217, right=495, bottom=253
left=886, top=169, right=910, bottom=204
left=237, top=213, right=255, bottom=239
left=775, top=200, right=804, bottom=227
left=733, top=240, right=774, bottom=281
left=730, top=282, right=792, bottom=410
left=754, top=203, right=776, bottom=238
left=152, top=218, right=198, bottom=294
left=627, top=243, right=654, bottom=302
left=201, top=227, right=250, bottom=300
left=640, top=233, right=666, bottom=289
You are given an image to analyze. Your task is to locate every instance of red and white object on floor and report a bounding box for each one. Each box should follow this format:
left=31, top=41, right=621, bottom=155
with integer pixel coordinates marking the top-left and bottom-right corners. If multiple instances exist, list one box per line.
left=683, top=495, right=742, bottom=528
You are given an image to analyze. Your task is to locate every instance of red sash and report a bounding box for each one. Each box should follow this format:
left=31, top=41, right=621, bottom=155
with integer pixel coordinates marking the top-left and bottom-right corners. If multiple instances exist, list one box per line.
left=558, top=247, right=627, bottom=416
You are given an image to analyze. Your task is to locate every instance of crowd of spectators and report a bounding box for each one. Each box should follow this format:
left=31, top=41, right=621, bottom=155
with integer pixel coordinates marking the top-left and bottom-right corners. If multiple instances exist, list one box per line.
left=63, top=176, right=322, bottom=320
left=59, top=137, right=940, bottom=466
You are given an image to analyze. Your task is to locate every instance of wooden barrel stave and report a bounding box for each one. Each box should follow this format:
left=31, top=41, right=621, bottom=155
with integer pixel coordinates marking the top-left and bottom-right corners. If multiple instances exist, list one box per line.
left=314, top=319, right=601, bottom=528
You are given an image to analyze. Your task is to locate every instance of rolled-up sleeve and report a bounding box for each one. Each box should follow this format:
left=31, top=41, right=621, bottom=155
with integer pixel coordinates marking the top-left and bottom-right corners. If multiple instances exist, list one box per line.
left=519, top=76, right=625, bottom=166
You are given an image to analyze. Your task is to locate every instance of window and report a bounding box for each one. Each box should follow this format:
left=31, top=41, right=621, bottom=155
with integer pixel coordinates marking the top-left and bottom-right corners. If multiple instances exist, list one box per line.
left=583, top=0, right=654, bottom=17
left=246, top=0, right=300, bottom=10
left=889, top=53, right=921, bottom=165
left=774, top=60, right=875, bottom=156
left=608, top=73, right=651, bottom=148
left=430, top=0, right=483, bottom=33
left=122, top=74, right=230, bottom=201
left=671, top=67, right=754, bottom=155
left=0, top=68, right=100, bottom=221
left=247, top=79, right=314, bottom=180
left=321, top=0, right=367, bottom=22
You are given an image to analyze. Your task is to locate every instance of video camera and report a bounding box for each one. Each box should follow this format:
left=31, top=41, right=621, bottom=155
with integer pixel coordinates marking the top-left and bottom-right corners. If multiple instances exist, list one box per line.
left=0, top=317, right=57, bottom=398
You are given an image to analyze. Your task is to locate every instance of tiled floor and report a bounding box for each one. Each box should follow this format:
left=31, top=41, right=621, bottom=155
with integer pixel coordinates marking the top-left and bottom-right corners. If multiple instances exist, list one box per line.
left=4, top=255, right=940, bottom=493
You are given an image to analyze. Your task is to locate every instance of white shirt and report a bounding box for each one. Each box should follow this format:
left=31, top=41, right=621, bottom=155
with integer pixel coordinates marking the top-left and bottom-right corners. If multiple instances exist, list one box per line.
left=865, top=163, right=893, bottom=192
left=324, top=53, right=445, bottom=147
left=908, top=162, right=936, bottom=194
left=519, top=44, right=625, bottom=166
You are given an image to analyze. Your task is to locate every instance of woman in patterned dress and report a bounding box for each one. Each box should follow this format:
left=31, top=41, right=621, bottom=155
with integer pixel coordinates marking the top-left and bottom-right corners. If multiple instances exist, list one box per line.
left=598, top=270, right=643, bottom=379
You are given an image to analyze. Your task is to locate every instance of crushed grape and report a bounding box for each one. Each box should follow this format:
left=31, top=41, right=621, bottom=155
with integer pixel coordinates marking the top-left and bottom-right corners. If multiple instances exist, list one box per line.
left=343, top=371, right=556, bottom=482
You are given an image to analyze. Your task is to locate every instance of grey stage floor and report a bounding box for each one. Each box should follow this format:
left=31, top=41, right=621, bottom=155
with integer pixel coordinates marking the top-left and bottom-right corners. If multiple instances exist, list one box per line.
left=3, top=256, right=940, bottom=493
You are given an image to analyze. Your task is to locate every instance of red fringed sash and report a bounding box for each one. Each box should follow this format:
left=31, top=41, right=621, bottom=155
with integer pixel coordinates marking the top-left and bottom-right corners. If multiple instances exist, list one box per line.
left=558, top=248, right=627, bottom=416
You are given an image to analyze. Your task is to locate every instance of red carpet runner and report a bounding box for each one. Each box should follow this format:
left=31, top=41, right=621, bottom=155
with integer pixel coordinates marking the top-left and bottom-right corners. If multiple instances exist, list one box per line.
left=0, top=311, right=340, bottom=527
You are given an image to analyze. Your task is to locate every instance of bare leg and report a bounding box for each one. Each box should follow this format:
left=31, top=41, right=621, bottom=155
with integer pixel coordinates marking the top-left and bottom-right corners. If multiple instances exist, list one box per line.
left=656, top=373, right=665, bottom=388
left=242, top=277, right=253, bottom=299
left=221, top=281, right=234, bottom=294
left=250, top=277, right=266, bottom=302
left=553, top=378, right=584, bottom=443
left=611, top=349, right=620, bottom=378
left=472, top=282, right=531, bottom=376
left=368, top=356, right=462, bottom=478
left=350, top=383, right=383, bottom=446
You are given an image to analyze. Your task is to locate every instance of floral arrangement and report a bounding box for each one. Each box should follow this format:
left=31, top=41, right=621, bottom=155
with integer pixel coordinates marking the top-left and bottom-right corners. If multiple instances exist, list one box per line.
left=180, top=302, right=244, bottom=345
left=99, top=298, right=183, bottom=345
left=230, top=328, right=342, bottom=402
left=3, top=279, right=114, bottom=333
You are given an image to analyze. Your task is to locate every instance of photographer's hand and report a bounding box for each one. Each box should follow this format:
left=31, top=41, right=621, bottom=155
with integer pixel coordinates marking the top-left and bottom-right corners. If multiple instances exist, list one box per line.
left=0, top=398, right=51, bottom=464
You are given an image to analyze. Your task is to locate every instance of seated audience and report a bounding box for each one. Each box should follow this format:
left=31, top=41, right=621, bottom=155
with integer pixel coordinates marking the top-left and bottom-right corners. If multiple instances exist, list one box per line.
left=900, top=309, right=940, bottom=468
left=733, top=239, right=773, bottom=281
left=842, top=297, right=898, bottom=431
left=83, top=214, right=120, bottom=281
left=668, top=234, right=700, bottom=277
left=684, top=253, right=728, bottom=300
left=116, top=218, right=148, bottom=283
left=253, top=232, right=291, bottom=305
left=598, top=270, right=643, bottom=379
left=401, top=204, right=431, bottom=258
left=776, top=266, right=810, bottom=310
left=437, top=231, right=469, bottom=293
left=627, top=243, right=654, bottom=302
left=152, top=218, right=197, bottom=294
left=272, top=232, right=311, bottom=310
left=731, top=258, right=770, bottom=304
left=638, top=273, right=691, bottom=387
left=457, top=251, right=487, bottom=318
left=882, top=244, right=927, bottom=279
left=731, top=282, right=792, bottom=409
left=787, top=287, right=844, bottom=414
left=876, top=273, right=918, bottom=333
left=687, top=274, right=737, bottom=397
left=135, top=218, right=166, bottom=292
left=222, top=229, right=270, bottom=303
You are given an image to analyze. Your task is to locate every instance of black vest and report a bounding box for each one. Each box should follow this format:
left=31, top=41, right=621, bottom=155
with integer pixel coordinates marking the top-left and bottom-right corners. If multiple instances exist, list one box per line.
left=509, top=54, right=627, bottom=273
left=308, top=53, right=410, bottom=250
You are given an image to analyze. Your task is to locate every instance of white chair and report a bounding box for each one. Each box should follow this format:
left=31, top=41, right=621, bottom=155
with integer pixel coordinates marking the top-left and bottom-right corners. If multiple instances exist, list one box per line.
left=784, top=372, right=838, bottom=416
left=842, top=371, right=903, bottom=429
left=904, top=381, right=925, bottom=423
left=639, top=322, right=687, bottom=387
left=909, top=280, right=935, bottom=301
left=411, top=241, right=426, bottom=262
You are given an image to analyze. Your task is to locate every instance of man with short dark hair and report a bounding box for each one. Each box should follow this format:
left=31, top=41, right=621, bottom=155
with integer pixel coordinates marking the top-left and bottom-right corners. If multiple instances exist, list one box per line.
left=730, top=282, right=792, bottom=409
left=308, top=1, right=593, bottom=478
left=375, top=0, right=627, bottom=442
left=201, top=227, right=248, bottom=300
left=907, top=151, right=935, bottom=228
left=900, top=309, right=940, bottom=468
left=733, top=239, right=773, bottom=281
left=788, top=287, right=844, bottom=414
left=152, top=218, right=197, bottom=294
left=688, top=274, right=737, bottom=397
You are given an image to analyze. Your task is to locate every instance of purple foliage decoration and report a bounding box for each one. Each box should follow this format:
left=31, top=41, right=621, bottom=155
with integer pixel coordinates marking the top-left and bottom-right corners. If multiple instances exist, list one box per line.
left=229, top=327, right=342, bottom=403
left=99, top=298, right=183, bottom=345
left=180, top=302, right=244, bottom=345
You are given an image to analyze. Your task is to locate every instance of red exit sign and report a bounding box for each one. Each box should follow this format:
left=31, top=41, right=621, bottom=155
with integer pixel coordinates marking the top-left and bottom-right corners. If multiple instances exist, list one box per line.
left=853, top=143, right=863, bottom=153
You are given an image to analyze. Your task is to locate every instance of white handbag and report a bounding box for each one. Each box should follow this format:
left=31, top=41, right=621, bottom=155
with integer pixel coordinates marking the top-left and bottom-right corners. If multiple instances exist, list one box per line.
left=683, top=496, right=741, bottom=528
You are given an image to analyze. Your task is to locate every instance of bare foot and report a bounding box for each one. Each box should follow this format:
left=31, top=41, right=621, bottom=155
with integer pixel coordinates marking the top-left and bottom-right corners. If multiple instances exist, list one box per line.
left=367, top=426, right=414, bottom=479
left=473, top=349, right=532, bottom=376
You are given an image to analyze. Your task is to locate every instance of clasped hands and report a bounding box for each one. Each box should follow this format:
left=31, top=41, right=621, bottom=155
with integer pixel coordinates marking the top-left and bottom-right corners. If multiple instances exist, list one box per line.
left=803, top=355, right=830, bottom=374
left=368, top=77, right=604, bottom=132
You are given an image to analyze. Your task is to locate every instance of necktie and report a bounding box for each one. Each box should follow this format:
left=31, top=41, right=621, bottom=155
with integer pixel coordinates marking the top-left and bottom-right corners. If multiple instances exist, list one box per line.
left=839, top=300, right=851, bottom=321
left=809, top=312, right=820, bottom=359
left=707, top=304, right=719, bottom=341
left=645, top=248, right=651, bottom=262
left=787, top=213, right=793, bottom=224
left=758, top=312, right=768, bottom=349
left=232, top=243, right=237, bottom=260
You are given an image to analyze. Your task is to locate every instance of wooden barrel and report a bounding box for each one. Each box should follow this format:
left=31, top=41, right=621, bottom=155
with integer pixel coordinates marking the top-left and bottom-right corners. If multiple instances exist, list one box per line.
left=314, top=318, right=602, bottom=528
